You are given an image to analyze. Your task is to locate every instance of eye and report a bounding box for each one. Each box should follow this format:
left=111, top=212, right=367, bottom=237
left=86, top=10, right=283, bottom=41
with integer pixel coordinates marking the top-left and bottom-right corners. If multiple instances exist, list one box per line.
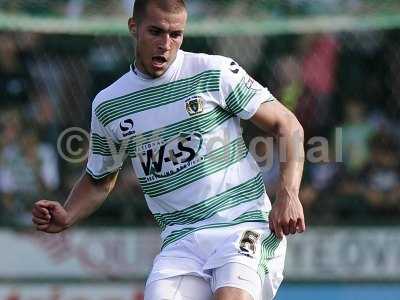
left=170, top=32, right=183, bottom=39
left=149, top=28, right=162, bottom=36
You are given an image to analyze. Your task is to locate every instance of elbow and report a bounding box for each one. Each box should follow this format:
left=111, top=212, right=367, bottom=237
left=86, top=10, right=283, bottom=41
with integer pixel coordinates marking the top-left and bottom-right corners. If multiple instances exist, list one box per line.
left=290, top=114, right=304, bottom=145
left=105, top=178, right=117, bottom=194
left=101, top=175, right=117, bottom=194
left=294, top=117, right=304, bottom=142
left=278, top=111, right=304, bottom=142
left=85, top=172, right=117, bottom=195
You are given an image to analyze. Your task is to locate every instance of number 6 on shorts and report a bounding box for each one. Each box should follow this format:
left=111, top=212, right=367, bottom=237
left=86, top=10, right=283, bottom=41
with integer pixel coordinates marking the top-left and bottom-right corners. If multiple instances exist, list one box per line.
left=239, top=230, right=260, bottom=257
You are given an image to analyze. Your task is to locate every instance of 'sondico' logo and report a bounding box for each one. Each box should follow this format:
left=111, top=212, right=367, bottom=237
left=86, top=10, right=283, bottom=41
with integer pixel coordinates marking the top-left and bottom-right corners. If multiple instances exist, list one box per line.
left=229, top=61, right=240, bottom=74
left=120, top=118, right=135, bottom=137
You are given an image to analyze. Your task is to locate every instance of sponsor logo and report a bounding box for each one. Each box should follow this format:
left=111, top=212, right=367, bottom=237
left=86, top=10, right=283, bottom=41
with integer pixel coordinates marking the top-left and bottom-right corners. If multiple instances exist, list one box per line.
left=244, top=75, right=263, bottom=91
left=120, top=118, right=135, bottom=137
left=185, top=96, right=204, bottom=116
left=245, top=77, right=255, bottom=89
left=138, top=132, right=204, bottom=179
left=230, top=61, right=240, bottom=74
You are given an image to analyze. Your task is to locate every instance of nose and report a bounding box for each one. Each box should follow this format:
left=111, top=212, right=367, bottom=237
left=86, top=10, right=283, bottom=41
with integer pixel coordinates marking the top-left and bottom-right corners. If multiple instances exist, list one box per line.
left=158, top=33, right=172, bottom=51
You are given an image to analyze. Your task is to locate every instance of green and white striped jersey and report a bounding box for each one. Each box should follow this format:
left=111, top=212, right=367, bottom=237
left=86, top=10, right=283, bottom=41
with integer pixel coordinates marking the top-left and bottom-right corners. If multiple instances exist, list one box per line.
left=86, top=50, right=276, bottom=247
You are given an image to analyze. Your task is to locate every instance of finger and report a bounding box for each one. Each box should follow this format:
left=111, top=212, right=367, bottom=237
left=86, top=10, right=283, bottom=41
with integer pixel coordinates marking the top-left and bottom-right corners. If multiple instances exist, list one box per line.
left=36, top=200, right=57, bottom=209
left=36, top=200, right=51, bottom=206
left=296, top=217, right=306, bottom=233
left=289, top=219, right=297, bottom=234
left=36, top=223, right=50, bottom=231
left=39, top=206, right=50, bottom=215
left=32, top=216, right=50, bottom=225
left=274, top=221, right=284, bottom=239
left=269, top=217, right=275, bottom=233
left=32, top=207, right=50, bottom=218
left=282, top=223, right=290, bottom=236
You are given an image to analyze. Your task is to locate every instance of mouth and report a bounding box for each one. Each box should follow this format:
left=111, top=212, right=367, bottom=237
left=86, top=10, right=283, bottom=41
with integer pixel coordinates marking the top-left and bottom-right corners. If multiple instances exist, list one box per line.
left=152, top=56, right=168, bottom=70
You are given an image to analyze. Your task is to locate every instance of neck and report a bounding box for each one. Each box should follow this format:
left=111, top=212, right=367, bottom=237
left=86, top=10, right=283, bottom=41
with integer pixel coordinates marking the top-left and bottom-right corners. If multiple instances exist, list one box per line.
left=134, top=52, right=155, bottom=78
left=133, top=60, right=152, bottom=79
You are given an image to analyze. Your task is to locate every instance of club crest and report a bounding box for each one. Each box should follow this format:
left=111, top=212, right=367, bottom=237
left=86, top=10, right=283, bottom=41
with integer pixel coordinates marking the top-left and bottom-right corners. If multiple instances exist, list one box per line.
left=185, top=96, right=204, bottom=116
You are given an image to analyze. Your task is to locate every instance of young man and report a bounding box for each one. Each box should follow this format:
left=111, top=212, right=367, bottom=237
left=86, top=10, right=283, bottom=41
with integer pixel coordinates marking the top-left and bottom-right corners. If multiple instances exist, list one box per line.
left=31, top=1, right=305, bottom=299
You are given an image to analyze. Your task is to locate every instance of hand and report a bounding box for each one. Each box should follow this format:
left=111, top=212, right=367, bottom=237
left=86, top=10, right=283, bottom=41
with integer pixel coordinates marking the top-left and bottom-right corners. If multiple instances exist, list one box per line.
left=32, top=200, right=69, bottom=233
left=269, top=189, right=306, bottom=239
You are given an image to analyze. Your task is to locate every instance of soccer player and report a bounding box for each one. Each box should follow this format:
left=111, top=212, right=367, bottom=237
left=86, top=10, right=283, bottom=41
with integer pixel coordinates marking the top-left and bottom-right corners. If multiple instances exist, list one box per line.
left=31, top=1, right=305, bottom=299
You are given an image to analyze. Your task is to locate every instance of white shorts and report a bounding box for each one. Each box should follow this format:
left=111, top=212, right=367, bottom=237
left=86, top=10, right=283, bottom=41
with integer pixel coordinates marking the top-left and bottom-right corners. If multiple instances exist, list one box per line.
left=145, top=223, right=286, bottom=300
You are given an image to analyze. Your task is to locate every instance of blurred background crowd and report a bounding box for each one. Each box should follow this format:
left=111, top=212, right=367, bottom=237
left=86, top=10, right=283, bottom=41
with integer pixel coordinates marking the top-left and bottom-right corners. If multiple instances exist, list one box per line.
left=1, top=0, right=400, bottom=229
left=1, top=0, right=400, bottom=18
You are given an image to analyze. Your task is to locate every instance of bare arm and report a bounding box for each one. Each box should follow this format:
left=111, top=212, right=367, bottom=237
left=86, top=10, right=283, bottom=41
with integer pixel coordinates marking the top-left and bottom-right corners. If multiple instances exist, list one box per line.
left=250, top=100, right=305, bottom=239
left=64, top=172, right=118, bottom=226
left=32, top=172, right=118, bottom=233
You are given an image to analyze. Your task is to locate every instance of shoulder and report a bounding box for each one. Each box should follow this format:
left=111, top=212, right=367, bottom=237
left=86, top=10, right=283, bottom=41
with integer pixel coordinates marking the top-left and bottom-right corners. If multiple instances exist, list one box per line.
left=91, top=71, right=134, bottom=111
left=181, top=51, right=235, bottom=72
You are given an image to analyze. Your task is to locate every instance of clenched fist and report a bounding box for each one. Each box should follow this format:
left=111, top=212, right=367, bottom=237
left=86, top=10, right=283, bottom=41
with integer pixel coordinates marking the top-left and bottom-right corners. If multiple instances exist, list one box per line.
left=269, top=188, right=306, bottom=239
left=32, top=200, right=69, bottom=233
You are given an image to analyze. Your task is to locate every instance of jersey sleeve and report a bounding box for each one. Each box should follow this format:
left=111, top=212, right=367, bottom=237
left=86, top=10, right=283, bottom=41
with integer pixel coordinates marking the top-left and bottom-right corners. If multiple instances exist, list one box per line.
left=219, top=59, right=276, bottom=119
left=86, top=100, right=127, bottom=180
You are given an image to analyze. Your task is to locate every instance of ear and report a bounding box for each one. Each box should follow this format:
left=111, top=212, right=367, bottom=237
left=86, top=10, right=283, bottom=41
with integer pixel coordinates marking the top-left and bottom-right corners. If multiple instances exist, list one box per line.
left=128, top=17, right=137, bottom=37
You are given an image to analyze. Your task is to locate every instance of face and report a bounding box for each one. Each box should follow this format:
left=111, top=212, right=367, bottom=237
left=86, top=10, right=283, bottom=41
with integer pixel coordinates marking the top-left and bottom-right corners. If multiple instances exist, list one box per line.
left=128, top=3, right=187, bottom=78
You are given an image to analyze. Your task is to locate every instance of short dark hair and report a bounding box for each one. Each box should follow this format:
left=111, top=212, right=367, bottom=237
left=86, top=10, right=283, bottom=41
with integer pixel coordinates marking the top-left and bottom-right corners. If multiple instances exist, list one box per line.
left=133, top=0, right=186, bottom=21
